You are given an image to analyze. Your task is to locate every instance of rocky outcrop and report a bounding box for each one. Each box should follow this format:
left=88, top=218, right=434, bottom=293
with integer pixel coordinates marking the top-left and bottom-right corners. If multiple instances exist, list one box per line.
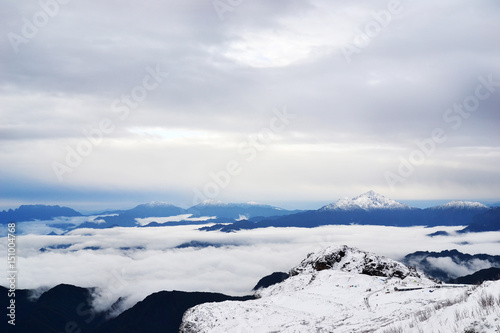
left=290, top=245, right=423, bottom=280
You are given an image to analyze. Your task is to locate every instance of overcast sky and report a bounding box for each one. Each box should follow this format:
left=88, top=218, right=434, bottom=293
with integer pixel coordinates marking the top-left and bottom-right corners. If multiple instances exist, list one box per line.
left=1, top=0, right=499, bottom=211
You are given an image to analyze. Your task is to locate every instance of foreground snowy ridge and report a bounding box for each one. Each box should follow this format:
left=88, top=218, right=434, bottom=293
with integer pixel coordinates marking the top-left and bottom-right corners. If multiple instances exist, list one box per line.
left=180, top=246, right=500, bottom=333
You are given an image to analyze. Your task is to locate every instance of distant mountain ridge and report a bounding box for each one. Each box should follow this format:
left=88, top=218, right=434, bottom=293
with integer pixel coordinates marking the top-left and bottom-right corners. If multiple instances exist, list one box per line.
left=187, top=200, right=300, bottom=220
left=2, top=193, right=496, bottom=232
left=77, top=201, right=300, bottom=229
left=202, top=191, right=491, bottom=232
left=0, top=204, right=82, bottom=224
left=91, top=202, right=186, bottom=228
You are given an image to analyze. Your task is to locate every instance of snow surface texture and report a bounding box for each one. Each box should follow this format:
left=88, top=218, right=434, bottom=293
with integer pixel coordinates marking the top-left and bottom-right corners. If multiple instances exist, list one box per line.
left=180, top=246, right=500, bottom=333
left=321, top=190, right=411, bottom=211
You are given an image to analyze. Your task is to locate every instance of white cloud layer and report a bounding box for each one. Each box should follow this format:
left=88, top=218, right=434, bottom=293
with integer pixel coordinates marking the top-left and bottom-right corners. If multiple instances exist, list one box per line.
left=1, top=224, right=499, bottom=313
left=426, top=257, right=494, bottom=279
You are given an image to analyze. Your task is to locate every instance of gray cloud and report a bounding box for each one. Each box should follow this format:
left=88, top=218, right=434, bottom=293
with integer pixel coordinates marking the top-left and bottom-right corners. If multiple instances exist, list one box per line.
left=0, top=0, right=499, bottom=208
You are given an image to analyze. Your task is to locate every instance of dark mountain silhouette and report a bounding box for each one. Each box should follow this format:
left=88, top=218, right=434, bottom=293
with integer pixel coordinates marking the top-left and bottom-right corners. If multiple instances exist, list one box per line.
left=427, top=230, right=449, bottom=237
left=403, top=249, right=500, bottom=281
left=252, top=272, right=289, bottom=291
left=0, top=284, right=107, bottom=333
left=459, top=207, right=500, bottom=233
left=0, top=205, right=81, bottom=224
left=187, top=201, right=301, bottom=219
left=1, top=287, right=36, bottom=332
left=175, top=240, right=228, bottom=248
left=448, top=267, right=500, bottom=284
left=201, top=206, right=490, bottom=232
left=96, top=291, right=253, bottom=333
left=1, top=284, right=253, bottom=333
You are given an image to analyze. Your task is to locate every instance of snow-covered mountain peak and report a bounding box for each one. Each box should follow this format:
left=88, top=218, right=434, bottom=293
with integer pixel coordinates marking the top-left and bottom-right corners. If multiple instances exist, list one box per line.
left=321, top=191, right=411, bottom=211
left=142, top=201, right=176, bottom=207
left=432, top=200, right=488, bottom=210
left=199, top=199, right=225, bottom=206
left=289, top=245, right=422, bottom=280
left=196, top=200, right=281, bottom=209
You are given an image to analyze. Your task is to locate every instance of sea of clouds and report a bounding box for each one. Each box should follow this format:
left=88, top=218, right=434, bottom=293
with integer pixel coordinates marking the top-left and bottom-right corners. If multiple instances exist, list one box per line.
left=1, top=221, right=499, bottom=315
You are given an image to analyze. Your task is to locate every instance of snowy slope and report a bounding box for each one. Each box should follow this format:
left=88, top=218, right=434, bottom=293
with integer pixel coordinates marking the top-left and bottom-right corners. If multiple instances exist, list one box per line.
left=321, top=191, right=411, bottom=211
left=180, top=246, right=500, bottom=333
